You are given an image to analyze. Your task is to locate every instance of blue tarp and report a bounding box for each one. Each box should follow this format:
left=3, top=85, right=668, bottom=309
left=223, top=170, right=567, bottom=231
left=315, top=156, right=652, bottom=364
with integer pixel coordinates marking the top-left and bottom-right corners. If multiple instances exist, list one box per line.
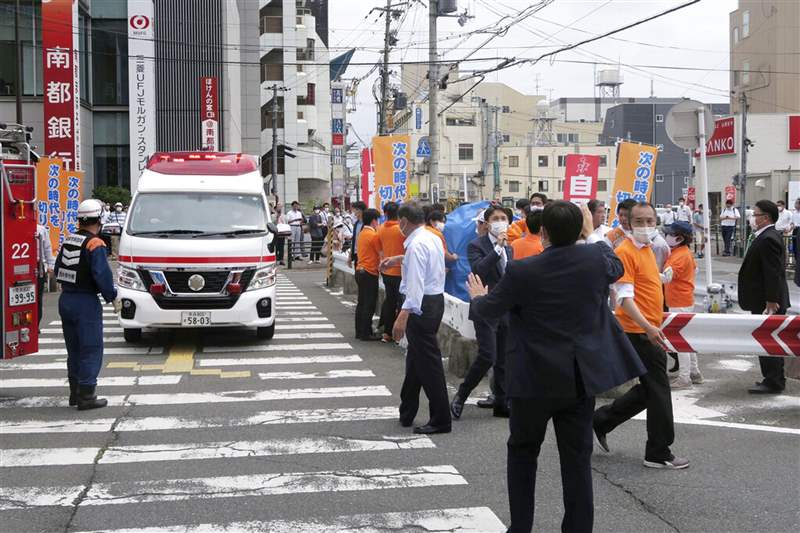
left=443, top=201, right=490, bottom=302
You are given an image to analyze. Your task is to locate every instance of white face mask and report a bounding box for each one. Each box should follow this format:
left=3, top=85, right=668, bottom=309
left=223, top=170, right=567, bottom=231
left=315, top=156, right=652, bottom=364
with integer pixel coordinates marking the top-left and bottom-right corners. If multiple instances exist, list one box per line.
left=665, top=235, right=682, bottom=248
left=435, top=222, right=445, bottom=231
left=530, top=205, right=544, bottom=212
left=115, top=207, right=122, bottom=212
left=489, top=220, right=509, bottom=237
left=749, top=216, right=757, bottom=227
left=632, top=226, right=657, bottom=244
left=778, top=206, right=784, bottom=212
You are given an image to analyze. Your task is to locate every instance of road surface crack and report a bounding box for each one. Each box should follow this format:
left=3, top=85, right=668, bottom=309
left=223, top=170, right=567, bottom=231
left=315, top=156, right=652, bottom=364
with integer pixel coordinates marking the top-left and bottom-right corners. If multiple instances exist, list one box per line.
left=592, top=465, right=680, bottom=532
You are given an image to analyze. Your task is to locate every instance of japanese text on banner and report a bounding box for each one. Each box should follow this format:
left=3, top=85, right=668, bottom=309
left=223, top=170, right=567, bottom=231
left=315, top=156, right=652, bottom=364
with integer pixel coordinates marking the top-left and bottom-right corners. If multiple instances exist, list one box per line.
left=36, top=157, right=83, bottom=252
left=371, top=135, right=410, bottom=210
left=563, top=154, right=599, bottom=204
left=608, top=142, right=659, bottom=228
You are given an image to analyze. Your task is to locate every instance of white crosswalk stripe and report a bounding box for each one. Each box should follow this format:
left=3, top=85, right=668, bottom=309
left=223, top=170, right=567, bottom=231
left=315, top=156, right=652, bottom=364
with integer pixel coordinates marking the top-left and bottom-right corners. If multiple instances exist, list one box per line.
left=276, top=323, right=335, bottom=330
left=202, top=342, right=352, bottom=353
left=258, top=369, right=375, bottom=380
left=41, top=327, right=123, bottom=334
left=0, top=375, right=181, bottom=389
left=198, top=355, right=362, bottom=367
left=39, top=336, right=128, bottom=344
left=33, top=347, right=163, bottom=356
left=271, top=332, right=343, bottom=339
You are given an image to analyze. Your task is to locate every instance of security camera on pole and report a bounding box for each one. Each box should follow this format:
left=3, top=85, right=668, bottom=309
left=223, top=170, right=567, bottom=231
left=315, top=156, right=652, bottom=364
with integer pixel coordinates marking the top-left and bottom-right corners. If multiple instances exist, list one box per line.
left=665, top=99, right=728, bottom=313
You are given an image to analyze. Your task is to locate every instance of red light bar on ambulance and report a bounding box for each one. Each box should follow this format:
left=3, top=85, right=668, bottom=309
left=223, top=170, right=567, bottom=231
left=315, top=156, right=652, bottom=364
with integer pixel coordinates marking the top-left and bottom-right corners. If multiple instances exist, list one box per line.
left=145, top=152, right=258, bottom=176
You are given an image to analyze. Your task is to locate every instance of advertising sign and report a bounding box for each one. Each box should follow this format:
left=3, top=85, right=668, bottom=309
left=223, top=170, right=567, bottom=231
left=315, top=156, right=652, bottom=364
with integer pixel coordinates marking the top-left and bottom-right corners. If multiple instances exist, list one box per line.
left=200, top=76, right=219, bottom=151
left=696, top=116, right=735, bottom=158
left=42, top=0, right=80, bottom=171
left=128, top=0, right=156, bottom=192
left=724, top=185, right=736, bottom=204
left=563, top=154, right=599, bottom=204
left=332, top=118, right=344, bottom=146
left=360, top=148, right=373, bottom=204
left=608, top=142, right=659, bottom=228
left=687, top=186, right=696, bottom=209
left=371, top=135, right=410, bottom=210
left=789, top=115, right=800, bottom=152
left=415, top=107, right=422, bottom=130
left=35, top=158, right=83, bottom=253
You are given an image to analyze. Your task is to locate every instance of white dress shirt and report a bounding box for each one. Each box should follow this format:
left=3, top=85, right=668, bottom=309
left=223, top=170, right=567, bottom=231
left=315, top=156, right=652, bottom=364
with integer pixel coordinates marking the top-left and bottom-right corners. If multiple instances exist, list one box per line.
left=676, top=205, right=692, bottom=222
left=720, top=207, right=740, bottom=227
left=399, top=226, right=446, bottom=315
left=755, top=223, right=775, bottom=238
left=792, top=209, right=800, bottom=227
left=35, top=224, right=55, bottom=276
left=488, top=232, right=508, bottom=272
left=661, top=210, right=675, bottom=226
left=776, top=209, right=793, bottom=232
left=286, top=209, right=304, bottom=226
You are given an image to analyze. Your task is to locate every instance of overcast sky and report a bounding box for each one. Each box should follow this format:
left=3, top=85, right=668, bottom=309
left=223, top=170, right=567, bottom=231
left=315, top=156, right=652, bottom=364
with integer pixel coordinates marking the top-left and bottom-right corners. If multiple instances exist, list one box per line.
left=329, top=0, right=738, bottom=148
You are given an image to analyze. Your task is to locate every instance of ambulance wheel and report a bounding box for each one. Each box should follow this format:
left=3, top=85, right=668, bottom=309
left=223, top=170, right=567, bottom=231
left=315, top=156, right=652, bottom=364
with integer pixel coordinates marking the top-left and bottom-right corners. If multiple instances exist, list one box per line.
left=256, top=324, right=275, bottom=340
left=123, top=328, right=142, bottom=343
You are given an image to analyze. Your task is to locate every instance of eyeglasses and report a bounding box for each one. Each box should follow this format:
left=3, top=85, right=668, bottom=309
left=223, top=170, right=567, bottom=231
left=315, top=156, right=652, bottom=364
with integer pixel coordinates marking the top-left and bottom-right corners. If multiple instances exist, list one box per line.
left=753, top=212, right=768, bottom=218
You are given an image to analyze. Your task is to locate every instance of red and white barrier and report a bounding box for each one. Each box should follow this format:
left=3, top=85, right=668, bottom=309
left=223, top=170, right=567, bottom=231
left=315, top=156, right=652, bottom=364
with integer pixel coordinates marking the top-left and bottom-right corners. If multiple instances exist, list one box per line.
left=662, top=313, right=800, bottom=357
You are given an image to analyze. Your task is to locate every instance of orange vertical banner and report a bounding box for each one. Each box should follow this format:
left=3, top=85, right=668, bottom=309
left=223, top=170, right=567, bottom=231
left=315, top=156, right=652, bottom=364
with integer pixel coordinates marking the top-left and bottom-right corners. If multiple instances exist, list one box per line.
left=371, top=135, right=410, bottom=210
left=35, top=157, right=83, bottom=253
left=608, top=142, right=659, bottom=228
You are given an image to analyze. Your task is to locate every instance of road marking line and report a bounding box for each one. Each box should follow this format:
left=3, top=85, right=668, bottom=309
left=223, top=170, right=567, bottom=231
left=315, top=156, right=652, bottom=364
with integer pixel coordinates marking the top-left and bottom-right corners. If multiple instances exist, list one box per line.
left=74, top=507, right=506, bottom=533
left=202, top=342, right=352, bottom=353
left=258, top=369, right=375, bottom=380
left=220, top=371, right=252, bottom=378
left=278, top=311, right=322, bottom=316
left=2, top=435, right=434, bottom=468
left=0, top=375, right=181, bottom=389
left=279, top=316, right=328, bottom=322
left=33, top=347, right=162, bottom=356
left=272, top=332, right=343, bottom=340
left=0, top=465, right=466, bottom=509
left=39, top=337, right=127, bottom=344
left=49, top=320, right=118, bottom=326
left=277, top=323, right=335, bottom=330
left=162, top=344, right=195, bottom=373
left=198, top=355, right=362, bottom=367
left=0, top=386, right=391, bottom=409
left=275, top=305, right=317, bottom=310
left=41, top=327, right=123, bottom=334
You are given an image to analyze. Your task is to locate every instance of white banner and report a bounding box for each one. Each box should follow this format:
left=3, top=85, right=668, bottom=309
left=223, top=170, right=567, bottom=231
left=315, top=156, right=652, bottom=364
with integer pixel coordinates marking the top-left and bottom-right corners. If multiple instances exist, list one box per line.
left=128, top=0, right=156, bottom=193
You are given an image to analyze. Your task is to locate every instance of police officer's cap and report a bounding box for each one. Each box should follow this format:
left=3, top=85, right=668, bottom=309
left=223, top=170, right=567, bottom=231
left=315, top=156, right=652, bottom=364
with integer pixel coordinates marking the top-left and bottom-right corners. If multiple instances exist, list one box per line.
left=78, top=199, right=103, bottom=220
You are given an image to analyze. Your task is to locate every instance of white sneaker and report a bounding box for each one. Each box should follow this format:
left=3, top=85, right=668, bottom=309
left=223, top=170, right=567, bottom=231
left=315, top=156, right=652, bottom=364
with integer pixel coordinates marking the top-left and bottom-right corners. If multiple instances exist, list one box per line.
left=643, top=455, right=690, bottom=470
left=308, top=260, right=314, bottom=265
left=690, top=372, right=704, bottom=384
left=670, top=376, right=692, bottom=390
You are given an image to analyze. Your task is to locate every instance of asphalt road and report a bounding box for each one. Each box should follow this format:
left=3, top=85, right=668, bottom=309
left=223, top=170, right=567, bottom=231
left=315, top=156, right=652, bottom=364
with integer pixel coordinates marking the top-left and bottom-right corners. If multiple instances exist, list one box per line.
left=1, top=270, right=798, bottom=532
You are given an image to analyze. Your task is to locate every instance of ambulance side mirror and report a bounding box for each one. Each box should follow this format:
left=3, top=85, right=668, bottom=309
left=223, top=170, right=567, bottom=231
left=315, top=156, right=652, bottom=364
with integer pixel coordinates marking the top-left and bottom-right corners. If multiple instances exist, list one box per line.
left=267, top=222, right=278, bottom=235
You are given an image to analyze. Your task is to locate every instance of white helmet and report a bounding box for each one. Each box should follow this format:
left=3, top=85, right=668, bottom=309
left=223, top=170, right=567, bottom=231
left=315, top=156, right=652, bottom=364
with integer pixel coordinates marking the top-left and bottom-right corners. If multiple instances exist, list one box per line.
left=77, top=199, right=103, bottom=219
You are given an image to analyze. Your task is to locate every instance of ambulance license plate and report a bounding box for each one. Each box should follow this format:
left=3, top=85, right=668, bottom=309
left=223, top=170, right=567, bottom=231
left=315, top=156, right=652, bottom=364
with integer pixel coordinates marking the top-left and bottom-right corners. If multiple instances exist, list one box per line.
left=181, top=311, right=211, bottom=327
left=9, top=284, right=36, bottom=307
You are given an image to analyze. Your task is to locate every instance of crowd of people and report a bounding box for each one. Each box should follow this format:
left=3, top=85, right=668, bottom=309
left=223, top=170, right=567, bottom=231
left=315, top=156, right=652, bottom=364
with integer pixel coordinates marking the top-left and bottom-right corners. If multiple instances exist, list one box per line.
left=342, top=191, right=791, bottom=532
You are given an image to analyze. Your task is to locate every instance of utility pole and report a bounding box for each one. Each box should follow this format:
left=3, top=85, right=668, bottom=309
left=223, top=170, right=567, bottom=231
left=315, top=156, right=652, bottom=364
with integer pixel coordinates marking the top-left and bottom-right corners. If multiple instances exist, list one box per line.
left=379, top=0, right=392, bottom=135
left=14, top=0, right=22, bottom=123
left=738, top=90, right=748, bottom=256
left=428, top=0, right=439, bottom=200
left=491, top=105, right=500, bottom=198
left=269, top=84, right=288, bottom=203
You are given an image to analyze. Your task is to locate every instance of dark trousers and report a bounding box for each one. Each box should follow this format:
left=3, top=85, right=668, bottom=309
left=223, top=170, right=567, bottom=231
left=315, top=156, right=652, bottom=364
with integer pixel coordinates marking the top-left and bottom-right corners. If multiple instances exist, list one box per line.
left=355, top=270, right=379, bottom=339
left=721, top=225, right=735, bottom=254
left=752, top=308, right=787, bottom=390
left=380, top=274, right=402, bottom=336
left=458, top=316, right=507, bottom=404
left=793, top=228, right=800, bottom=287
left=593, top=333, right=675, bottom=462
left=399, top=294, right=451, bottom=428
left=275, top=236, right=285, bottom=263
left=37, top=274, right=46, bottom=326
left=59, top=292, right=104, bottom=386
left=507, top=394, right=596, bottom=533
left=310, top=238, right=323, bottom=261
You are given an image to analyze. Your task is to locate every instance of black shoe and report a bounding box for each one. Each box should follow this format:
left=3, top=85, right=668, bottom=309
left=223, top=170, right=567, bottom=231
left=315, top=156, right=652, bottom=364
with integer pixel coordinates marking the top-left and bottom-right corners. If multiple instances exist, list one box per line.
left=77, top=385, right=108, bottom=411
left=413, top=424, right=451, bottom=435
left=450, top=394, right=466, bottom=420
left=594, top=426, right=610, bottom=453
left=476, top=394, right=495, bottom=409
left=399, top=418, right=414, bottom=428
left=493, top=405, right=510, bottom=418
left=668, top=352, right=680, bottom=373
left=748, top=382, right=784, bottom=394
left=68, top=378, right=78, bottom=407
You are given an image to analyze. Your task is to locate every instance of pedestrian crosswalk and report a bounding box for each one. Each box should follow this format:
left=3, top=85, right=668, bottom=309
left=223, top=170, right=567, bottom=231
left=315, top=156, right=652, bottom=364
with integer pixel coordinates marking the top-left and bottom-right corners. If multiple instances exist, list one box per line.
left=0, top=273, right=506, bottom=532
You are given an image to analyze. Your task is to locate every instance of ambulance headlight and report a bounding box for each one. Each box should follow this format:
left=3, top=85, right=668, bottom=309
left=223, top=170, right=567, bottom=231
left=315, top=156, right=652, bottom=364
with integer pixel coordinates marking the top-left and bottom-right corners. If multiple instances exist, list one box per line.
left=117, top=265, right=146, bottom=291
left=247, top=265, right=276, bottom=290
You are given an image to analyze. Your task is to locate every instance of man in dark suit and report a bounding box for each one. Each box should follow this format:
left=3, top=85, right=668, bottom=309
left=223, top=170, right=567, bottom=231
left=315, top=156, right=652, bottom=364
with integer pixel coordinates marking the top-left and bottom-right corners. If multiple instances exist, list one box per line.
left=467, top=201, right=645, bottom=533
left=451, top=205, right=514, bottom=419
left=738, top=199, right=790, bottom=394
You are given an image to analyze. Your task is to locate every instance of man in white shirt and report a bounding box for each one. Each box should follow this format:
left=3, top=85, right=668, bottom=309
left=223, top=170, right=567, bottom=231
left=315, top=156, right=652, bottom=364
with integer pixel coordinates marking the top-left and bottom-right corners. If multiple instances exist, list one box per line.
left=661, top=204, right=675, bottom=226
left=587, top=199, right=611, bottom=241
left=382, top=203, right=450, bottom=435
left=775, top=200, right=793, bottom=235
left=675, top=198, right=692, bottom=223
left=285, top=201, right=305, bottom=260
left=720, top=199, right=741, bottom=256
left=35, top=224, right=55, bottom=326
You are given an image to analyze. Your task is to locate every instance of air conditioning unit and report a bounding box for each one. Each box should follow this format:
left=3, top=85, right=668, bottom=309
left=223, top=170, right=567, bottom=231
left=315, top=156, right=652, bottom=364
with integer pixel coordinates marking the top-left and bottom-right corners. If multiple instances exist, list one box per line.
left=419, top=192, right=429, bottom=200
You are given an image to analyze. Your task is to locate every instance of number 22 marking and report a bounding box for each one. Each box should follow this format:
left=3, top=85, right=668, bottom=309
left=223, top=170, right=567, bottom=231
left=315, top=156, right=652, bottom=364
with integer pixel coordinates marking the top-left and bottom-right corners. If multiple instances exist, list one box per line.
left=11, top=243, right=30, bottom=260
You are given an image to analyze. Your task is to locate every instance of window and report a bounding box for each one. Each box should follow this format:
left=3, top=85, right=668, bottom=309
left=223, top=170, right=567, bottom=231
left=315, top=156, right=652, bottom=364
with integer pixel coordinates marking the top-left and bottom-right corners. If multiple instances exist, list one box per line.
left=297, top=39, right=315, bottom=61
left=259, top=1, right=284, bottom=35
left=557, top=133, right=579, bottom=144
left=458, top=144, right=474, bottom=161
left=558, top=180, right=564, bottom=193
left=92, top=20, right=129, bottom=105
left=597, top=179, right=608, bottom=192
left=93, top=113, right=130, bottom=189
left=261, top=97, right=285, bottom=129
left=598, top=155, right=607, bottom=167
left=655, top=114, right=664, bottom=123
left=261, top=50, right=284, bottom=82
left=537, top=155, right=549, bottom=167
left=655, top=174, right=665, bottom=183
left=733, top=26, right=739, bottom=44
left=684, top=176, right=690, bottom=185
left=263, top=146, right=287, bottom=175
left=445, top=115, right=476, bottom=126
left=508, top=155, right=519, bottom=168
left=509, top=181, right=520, bottom=193
left=297, top=83, right=315, bottom=105
left=502, top=134, right=510, bottom=143
left=742, top=60, right=750, bottom=86
left=502, top=105, right=510, bottom=113
left=742, top=10, right=750, bottom=38
left=557, top=155, right=568, bottom=167
left=297, top=111, right=304, bottom=120
left=538, top=180, right=549, bottom=192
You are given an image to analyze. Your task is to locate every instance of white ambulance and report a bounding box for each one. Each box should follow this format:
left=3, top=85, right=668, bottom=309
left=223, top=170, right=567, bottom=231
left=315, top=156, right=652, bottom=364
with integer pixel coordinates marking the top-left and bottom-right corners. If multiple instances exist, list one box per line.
left=116, top=152, right=278, bottom=342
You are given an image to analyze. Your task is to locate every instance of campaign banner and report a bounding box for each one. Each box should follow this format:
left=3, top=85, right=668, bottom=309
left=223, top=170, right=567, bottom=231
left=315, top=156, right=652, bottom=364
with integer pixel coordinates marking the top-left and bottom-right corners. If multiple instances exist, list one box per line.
left=35, top=158, right=83, bottom=252
left=360, top=148, right=373, bottom=204
left=724, top=185, right=736, bottom=204
left=371, top=135, right=410, bottom=209
left=687, top=186, right=696, bottom=209
left=128, top=0, right=156, bottom=192
left=789, top=115, right=800, bottom=152
left=563, top=154, right=599, bottom=204
left=200, top=76, right=219, bottom=151
left=42, top=0, right=80, bottom=171
left=696, top=116, right=734, bottom=158
left=608, top=142, right=659, bottom=228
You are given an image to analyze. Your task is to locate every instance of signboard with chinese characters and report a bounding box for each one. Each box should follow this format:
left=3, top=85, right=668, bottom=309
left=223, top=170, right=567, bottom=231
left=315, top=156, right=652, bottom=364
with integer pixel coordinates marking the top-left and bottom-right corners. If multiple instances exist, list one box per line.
left=563, top=154, right=599, bottom=204
left=360, top=148, right=373, bottom=204
left=687, top=186, right=696, bottom=209
left=724, top=185, right=736, bottom=203
left=332, top=118, right=344, bottom=146
left=608, top=142, right=659, bottom=228
left=200, top=76, right=219, bottom=151
left=371, top=135, right=410, bottom=210
left=128, top=0, right=156, bottom=192
left=789, top=115, right=800, bottom=152
left=696, top=116, right=734, bottom=158
left=35, top=157, right=83, bottom=253
left=42, top=0, right=80, bottom=171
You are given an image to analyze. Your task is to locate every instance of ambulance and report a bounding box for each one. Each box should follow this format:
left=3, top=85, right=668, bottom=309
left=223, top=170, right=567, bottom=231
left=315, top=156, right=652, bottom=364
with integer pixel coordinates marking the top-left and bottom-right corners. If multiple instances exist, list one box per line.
left=116, top=152, right=278, bottom=342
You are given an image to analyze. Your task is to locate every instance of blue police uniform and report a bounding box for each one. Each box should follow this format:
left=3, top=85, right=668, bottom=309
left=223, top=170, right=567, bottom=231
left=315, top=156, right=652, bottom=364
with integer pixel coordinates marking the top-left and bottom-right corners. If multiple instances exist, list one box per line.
left=54, top=229, right=117, bottom=409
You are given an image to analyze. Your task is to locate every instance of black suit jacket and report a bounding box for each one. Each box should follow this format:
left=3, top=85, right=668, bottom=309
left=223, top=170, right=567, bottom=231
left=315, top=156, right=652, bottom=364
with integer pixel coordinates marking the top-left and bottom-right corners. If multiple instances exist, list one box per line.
left=470, top=242, right=646, bottom=399
left=738, top=226, right=791, bottom=312
left=467, top=234, right=513, bottom=322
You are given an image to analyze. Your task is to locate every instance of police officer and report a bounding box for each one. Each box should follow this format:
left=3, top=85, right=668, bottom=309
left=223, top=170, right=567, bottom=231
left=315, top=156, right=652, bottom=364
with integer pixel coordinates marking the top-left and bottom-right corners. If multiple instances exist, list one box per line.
left=54, top=199, right=119, bottom=410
